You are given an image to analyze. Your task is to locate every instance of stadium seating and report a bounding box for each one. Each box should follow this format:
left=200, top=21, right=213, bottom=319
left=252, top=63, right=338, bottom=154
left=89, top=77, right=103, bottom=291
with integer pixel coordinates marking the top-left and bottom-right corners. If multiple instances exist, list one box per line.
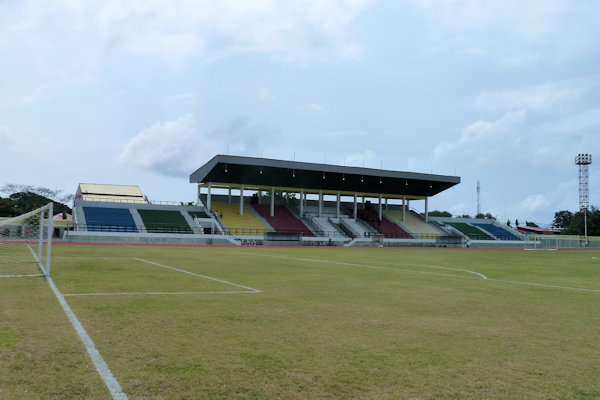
left=251, top=204, right=314, bottom=236
left=384, top=209, right=444, bottom=238
left=473, top=223, right=522, bottom=240
left=83, top=207, right=137, bottom=232
left=188, top=210, right=210, bottom=219
left=445, top=222, right=494, bottom=240
left=211, top=202, right=268, bottom=235
left=358, top=209, right=412, bottom=238
left=137, top=209, right=193, bottom=234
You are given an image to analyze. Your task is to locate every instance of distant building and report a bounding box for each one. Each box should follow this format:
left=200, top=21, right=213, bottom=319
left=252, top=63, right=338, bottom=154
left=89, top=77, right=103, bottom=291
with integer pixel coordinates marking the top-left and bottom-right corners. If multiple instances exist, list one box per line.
left=516, top=225, right=560, bottom=235
left=75, top=183, right=146, bottom=204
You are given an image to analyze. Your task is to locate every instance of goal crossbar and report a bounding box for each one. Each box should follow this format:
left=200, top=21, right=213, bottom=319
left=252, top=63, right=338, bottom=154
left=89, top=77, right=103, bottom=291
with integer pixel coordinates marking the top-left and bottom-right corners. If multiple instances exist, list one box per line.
left=0, top=202, right=54, bottom=278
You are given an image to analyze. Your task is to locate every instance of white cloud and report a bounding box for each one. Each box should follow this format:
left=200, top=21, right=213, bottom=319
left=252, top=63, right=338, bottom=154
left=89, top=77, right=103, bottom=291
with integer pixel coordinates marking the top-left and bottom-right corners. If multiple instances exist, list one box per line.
left=475, top=79, right=587, bottom=112
left=520, top=193, right=552, bottom=213
left=410, top=0, right=600, bottom=64
left=119, top=114, right=209, bottom=177
left=258, top=88, right=279, bottom=102
left=342, top=149, right=376, bottom=167
left=0, top=126, right=15, bottom=148
left=119, top=114, right=280, bottom=177
left=10, top=0, right=374, bottom=64
left=433, top=109, right=526, bottom=161
left=166, top=92, right=198, bottom=105
left=302, top=102, right=327, bottom=114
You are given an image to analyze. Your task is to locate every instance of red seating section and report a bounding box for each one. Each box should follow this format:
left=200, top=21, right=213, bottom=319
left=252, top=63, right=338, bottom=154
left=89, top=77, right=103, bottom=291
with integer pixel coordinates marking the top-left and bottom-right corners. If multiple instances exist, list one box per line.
left=358, top=209, right=412, bottom=238
left=251, top=204, right=314, bottom=237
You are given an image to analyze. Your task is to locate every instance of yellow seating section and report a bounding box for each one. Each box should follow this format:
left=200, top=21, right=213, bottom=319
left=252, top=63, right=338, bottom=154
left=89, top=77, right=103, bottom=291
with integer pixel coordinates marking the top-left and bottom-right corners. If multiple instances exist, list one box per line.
left=211, top=202, right=267, bottom=234
left=384, top=209, right=443, bottom=237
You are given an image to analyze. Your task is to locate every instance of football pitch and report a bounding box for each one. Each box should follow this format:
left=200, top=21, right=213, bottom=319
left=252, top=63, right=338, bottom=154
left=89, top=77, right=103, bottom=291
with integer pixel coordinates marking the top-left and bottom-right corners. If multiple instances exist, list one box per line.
left=1, top=244, right=600, bottom=399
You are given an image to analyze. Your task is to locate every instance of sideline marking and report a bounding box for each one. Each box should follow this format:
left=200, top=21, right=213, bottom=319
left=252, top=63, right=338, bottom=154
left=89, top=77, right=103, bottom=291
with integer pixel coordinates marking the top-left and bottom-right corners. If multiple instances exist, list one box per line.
left=0, top=273, right=44, bottom=278
left=236, top=251, right=600, bottom=294
left=134, top=258, right=262, bottom=293
left=27, top=247, right=128, bottom=400
left=63, top=290, right=258, bottom=297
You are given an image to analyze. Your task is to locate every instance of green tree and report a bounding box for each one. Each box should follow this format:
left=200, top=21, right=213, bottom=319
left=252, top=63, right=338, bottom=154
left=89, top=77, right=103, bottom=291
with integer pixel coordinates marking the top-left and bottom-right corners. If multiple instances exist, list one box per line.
left=525, top=221, right=539, bottom=227
left=0, top=197, right=19, bottom=217
left=428, top=210, right=452, bottom=217
left=563, top=207, right=600, bottom=236
left=552, top=210, right=573, bottom=229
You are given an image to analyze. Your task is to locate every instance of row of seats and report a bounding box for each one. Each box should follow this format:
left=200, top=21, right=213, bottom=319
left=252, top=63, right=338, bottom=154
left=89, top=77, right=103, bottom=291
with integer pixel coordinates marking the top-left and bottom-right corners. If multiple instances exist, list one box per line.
left=473, top=223, right=522, bottom=240
left=83, top=207, right=194, bottom=234
left=358, top=209, right=412, bottom=238
left=445, top=222, right=494, bottom=240
left=82, top=202, right=521, bottom=241
left=251, top=204, right=314, bottom=237
left=384, top=210, right=443, bottom=237
left=83, top=207, right=138, bottom=232
left=210, top=202, right=267, bottom=235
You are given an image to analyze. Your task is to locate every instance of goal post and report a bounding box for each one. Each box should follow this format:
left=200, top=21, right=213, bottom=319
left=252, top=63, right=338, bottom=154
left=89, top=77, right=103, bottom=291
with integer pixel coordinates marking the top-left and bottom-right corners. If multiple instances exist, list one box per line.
left=0, top=202, right=54, bottom=278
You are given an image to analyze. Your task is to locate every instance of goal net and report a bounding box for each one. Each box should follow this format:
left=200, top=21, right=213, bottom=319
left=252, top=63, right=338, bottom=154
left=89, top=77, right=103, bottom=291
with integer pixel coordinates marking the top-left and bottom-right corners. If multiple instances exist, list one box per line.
left=0, top=203, right=54, bottom=278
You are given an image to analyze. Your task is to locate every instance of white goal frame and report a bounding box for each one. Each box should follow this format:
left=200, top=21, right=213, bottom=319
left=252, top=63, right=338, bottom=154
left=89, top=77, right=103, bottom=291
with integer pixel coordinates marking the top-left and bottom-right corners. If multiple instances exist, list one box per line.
left=0, top=202, right=54, bottom=277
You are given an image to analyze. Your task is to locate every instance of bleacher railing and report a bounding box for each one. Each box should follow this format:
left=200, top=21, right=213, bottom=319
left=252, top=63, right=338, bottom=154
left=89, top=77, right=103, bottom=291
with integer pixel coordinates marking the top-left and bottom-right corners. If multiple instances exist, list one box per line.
left=73, top=223, right=193, bottom=234
left=76, top=196, right=196, bottom=206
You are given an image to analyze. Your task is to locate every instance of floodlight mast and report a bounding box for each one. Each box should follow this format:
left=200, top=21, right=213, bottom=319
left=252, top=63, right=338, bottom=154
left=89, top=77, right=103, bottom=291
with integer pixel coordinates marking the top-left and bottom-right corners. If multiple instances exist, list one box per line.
left=575, top=154, right=592, bottom=245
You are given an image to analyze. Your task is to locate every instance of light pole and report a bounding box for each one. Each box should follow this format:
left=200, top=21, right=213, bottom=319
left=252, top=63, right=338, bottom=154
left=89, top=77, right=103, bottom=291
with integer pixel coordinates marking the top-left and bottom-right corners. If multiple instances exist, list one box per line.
left=575, top=154, right=592, bottom=246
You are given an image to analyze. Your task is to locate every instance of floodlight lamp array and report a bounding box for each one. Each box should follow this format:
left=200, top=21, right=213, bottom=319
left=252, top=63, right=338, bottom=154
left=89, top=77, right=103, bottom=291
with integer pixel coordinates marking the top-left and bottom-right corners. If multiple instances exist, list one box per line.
left=575, top=154, right=592, bottom=165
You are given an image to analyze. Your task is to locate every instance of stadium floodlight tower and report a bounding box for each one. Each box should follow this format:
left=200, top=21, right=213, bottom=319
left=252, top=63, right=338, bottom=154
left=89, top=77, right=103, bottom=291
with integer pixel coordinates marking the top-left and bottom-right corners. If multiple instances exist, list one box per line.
left=575, top=153, right=592, bottom=245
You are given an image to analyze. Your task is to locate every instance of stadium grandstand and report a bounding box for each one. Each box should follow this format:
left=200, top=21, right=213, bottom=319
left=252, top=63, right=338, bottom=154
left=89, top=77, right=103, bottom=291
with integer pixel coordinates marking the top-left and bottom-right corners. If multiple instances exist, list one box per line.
left=57, top=155, right=544, bottom=247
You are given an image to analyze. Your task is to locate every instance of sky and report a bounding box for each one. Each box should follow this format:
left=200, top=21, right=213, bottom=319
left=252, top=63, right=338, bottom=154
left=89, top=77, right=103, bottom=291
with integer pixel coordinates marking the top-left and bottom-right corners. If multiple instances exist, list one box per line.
left=1, top=0, right=599, bottom=226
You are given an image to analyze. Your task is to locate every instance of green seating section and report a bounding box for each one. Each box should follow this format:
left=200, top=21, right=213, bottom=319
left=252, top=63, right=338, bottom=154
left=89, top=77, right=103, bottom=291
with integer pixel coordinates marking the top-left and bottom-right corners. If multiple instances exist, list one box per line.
left=137, top=209, right=192, bottom=234
left=188, top=211, right=210, bottom=219
left=445, top=222, right=494, bottom=240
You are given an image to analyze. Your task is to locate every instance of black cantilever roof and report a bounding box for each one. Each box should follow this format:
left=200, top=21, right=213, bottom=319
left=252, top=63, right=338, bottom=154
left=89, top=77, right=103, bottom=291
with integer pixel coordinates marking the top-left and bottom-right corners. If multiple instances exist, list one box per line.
left=189, top=155, right=460, bottom=199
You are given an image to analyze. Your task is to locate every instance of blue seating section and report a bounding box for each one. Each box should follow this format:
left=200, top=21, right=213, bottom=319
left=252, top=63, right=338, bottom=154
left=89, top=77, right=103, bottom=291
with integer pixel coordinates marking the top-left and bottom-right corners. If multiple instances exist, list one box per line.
left=473, top=223, right=521, bottom=240
left=83, top=207, right=137, bottom=232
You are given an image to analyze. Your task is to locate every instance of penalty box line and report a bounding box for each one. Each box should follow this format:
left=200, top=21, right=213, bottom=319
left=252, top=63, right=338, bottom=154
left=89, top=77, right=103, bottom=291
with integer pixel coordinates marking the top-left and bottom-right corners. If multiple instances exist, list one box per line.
left=134, top=258, right=262, bottom=293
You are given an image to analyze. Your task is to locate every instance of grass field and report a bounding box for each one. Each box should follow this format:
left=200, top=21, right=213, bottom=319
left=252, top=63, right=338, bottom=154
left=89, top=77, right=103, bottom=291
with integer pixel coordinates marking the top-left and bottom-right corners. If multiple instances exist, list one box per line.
left=1, top=244, right=600, bottom=399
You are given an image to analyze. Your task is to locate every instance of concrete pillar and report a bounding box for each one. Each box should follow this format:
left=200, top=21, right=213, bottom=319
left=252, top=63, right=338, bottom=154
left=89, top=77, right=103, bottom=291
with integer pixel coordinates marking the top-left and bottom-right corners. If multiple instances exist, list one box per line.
left=318, top=190, right=323, bottom=217
left=385, top=198, right=388, bottom=210
left=270, top=187, right=275, bottom=217
left=402, top=196, right=406, bottom=221
left=239, top=184, right=244, bottom=215
left=336, top=191, right=340, bottom=218
left=228, top=188, right=231, bottom=203
left=425, top=197, right=429, bottom=223
left=353, top=193, right=358, bottom=219
left=378, top=193, right=382, bottom=221
left=197, top=184, right=202, bottom=206
left=300, top=188, right=304, bottom=217
left=207, top=183, right=212, bottom=211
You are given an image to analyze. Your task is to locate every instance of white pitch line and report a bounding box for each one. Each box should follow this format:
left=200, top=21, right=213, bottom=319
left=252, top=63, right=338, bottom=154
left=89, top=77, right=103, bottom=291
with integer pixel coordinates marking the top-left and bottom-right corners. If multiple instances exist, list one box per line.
left=487, top=278, right=600, bottom=293
left=367, top=260, right=487, bottom=279
left=63, top=290, right=259, bottom=297
left=236, top=251, right=600, bottom=294
left=134, top=258, right=262, bottom=293
left=0, top=273, right=45, bottom=278
left=235, top=252, right=487, bottom=280
left=27, top=246, right=128, bottom=400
